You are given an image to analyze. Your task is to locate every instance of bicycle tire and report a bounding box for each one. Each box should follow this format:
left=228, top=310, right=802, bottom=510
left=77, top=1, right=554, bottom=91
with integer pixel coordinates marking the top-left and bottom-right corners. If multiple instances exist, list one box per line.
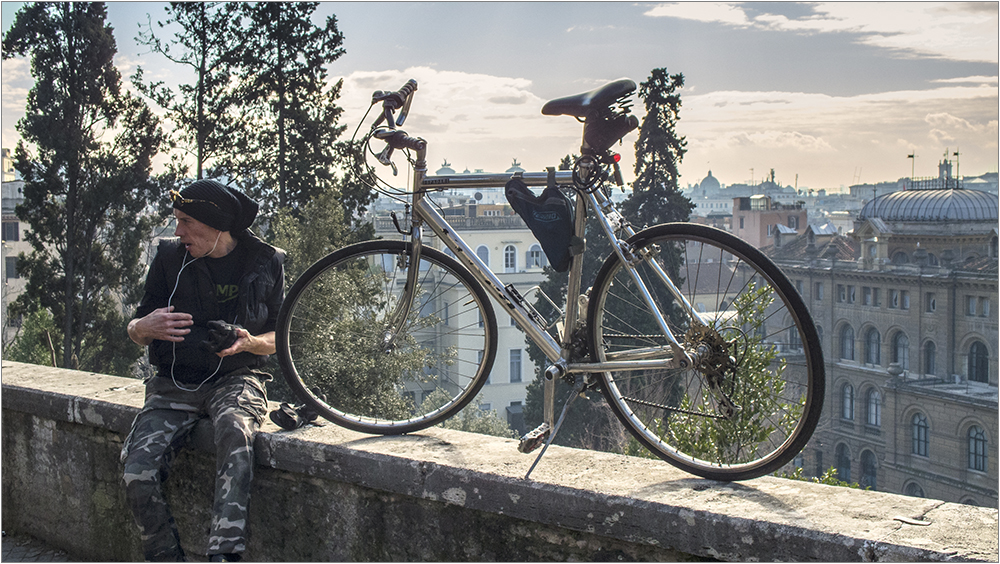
left=587, top=223, right=824, bottom=481
left=276, top=240, right=499, bottom=434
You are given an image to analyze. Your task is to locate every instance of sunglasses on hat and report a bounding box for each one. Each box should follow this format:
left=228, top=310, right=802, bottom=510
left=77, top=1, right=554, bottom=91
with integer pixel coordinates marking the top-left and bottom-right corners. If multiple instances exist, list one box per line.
left=169, top=189, right=221, bottom=211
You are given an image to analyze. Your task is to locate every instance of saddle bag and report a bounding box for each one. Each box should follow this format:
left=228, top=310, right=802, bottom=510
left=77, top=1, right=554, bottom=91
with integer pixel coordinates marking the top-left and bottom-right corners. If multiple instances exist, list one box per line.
left=505, top=174, right=577, bottom=272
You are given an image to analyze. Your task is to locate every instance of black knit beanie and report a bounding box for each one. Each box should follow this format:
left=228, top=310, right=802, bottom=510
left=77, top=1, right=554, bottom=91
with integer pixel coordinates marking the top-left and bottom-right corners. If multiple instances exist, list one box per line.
left=173, top=179, right=259, bottom=234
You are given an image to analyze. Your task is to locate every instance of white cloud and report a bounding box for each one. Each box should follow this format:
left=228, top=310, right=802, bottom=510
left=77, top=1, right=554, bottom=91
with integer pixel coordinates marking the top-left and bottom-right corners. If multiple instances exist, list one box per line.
left=679, top=82, right=998, bottom=188
left=645, top=2, right=998, bottom=63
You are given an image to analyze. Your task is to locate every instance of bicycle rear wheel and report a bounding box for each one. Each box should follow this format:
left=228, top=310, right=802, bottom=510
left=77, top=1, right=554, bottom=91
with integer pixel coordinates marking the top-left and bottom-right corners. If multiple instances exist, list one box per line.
left=587, top=223, right=824, bottom=481
left=276, top=240, right=498, bottom=434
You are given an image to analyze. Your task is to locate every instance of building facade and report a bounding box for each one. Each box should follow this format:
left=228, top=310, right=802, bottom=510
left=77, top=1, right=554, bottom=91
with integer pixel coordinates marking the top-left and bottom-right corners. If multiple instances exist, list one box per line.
left=767, top=188, right=998, bottom=507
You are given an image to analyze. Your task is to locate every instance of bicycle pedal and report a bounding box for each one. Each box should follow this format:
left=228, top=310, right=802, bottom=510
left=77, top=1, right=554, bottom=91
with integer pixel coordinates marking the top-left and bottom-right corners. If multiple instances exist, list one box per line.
left=518, top=423, right=551, bottom=454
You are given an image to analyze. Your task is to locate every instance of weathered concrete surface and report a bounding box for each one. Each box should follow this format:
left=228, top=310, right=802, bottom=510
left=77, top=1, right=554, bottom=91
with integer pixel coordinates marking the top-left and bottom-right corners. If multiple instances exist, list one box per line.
left=2, top=360, right=997, bottom=561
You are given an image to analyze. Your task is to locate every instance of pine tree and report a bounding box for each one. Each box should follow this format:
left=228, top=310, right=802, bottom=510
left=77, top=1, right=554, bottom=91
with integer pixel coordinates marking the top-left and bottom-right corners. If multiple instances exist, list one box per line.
left=3, top=2, right=166, bottom=374
left=222, top=2, right=349, bottom=214
left=134, top=2, right=244, bottom=179
left=622, top=68, right=693, bottom=227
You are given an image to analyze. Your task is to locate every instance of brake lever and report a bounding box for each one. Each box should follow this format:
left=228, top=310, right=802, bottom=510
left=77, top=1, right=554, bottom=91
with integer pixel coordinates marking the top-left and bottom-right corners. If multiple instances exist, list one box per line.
left=376, top=145, right=398, bottom=176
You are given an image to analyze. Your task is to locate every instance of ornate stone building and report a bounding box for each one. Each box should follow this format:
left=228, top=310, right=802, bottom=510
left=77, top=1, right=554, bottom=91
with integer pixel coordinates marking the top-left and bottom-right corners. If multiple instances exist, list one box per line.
left=766, top=188, right=998, bottom=506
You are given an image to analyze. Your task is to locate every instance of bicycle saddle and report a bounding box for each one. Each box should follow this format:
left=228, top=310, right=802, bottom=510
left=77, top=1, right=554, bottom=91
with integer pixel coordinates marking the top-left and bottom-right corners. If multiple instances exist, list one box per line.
left=541, top=79, right=636, bottom=118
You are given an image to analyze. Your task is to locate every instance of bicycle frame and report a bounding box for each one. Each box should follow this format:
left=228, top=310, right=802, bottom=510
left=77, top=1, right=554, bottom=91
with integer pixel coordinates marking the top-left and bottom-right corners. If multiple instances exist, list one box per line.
left=387, top=148, right=710, bottom=386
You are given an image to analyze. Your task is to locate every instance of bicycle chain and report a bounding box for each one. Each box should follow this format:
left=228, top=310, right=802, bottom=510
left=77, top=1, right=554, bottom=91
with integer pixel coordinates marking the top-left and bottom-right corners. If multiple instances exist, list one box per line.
left=622, top=396, right=726, bottom=420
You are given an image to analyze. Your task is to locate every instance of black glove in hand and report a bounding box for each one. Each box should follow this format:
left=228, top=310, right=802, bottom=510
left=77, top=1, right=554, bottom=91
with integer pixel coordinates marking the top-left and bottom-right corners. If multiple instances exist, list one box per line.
left=200, top=320, right=242, bottom=353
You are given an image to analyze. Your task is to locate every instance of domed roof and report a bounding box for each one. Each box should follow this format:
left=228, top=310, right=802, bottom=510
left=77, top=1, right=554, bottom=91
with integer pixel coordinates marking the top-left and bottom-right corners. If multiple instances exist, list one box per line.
left=436, top=160, right=456, bottom=175
left=699, top=170, right=720, bottom=191
left=858, top=189, right=998, bottom=222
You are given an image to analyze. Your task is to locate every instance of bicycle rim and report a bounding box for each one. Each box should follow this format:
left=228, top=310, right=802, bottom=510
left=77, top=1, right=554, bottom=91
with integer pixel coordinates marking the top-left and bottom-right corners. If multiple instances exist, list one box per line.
left=276, top=240, right=498, bottom=434
left=588, top=223, right=824, bottom=481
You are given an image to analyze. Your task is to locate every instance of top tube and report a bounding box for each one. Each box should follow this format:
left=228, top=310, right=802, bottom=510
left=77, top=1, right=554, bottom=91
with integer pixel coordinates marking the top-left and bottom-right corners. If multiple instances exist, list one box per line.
left=419, top=170, right=574, bottom=191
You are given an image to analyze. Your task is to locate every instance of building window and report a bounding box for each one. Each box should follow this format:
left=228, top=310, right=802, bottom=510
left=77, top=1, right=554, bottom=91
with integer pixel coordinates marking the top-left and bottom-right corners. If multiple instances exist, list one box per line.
left=814, top=282, right=824, bottom=301
left=892, top=332, right=909, bottom=371
left=923, top=341, right=936, bottom=376
left=982, top=298, right=991, bottom=318
left=848, top=285, right=856, bottom=304
left=864, top=328, right=881, bottom=366
left=1, top=221, right=18, bottom=242
left=795, top=279, right=804, bottom=294
left=912, top=413, right=928, bottom=457
left=860, top=450, right=877, bottom=490
left=866, top=388, right=881, bottom=427
left=504, top=245, right=517, bottom=273
left=509, top=349, right=522, bottom=383
left=889, top=289, right=899, bottom=308
left=835, top=443, right=851, bottom=482
left=861, top=286, right=882, bottom=307
left=4, top=256, right=18, bottom=280
left=904, top=482, right=925, bottom=498
left=841, top=383, right=855, bottom=420
left=925, top=292, right=936, bottom=313
left=967, top=296, right=977, bottom=316
left=527, top=244, right=545, bottom=268
left=840, top=325, right=855, bottom=361
left=968, top=426, right=988, bottom=472
left=968, top=341, right=989, bottom=383
left=739, top=216, right=744, bottom=229
left=901, top=290, right=910, bottom=310
left=476, top=245, right=490, bottom=268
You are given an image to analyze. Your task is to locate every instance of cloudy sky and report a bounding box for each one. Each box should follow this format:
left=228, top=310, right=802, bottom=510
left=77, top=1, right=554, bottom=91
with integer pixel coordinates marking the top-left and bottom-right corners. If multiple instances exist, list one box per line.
left=2, top=2, right=997, bottom=192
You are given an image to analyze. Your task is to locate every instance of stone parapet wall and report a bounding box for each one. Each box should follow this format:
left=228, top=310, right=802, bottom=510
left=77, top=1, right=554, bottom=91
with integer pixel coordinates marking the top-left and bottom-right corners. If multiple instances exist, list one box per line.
left=2, top=361, right=996, bottom=561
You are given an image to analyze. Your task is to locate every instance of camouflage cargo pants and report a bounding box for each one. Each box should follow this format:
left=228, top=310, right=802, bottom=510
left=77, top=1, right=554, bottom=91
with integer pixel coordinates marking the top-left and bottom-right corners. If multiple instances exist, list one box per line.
left=121, top=369, right=269, bottom=561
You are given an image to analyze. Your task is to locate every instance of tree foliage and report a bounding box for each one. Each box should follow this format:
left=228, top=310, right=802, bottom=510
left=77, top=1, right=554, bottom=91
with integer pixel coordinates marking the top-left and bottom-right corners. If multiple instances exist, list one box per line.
left=220, top=2, right=349, bottom=214
left=3, top=2, right=168, bottom=374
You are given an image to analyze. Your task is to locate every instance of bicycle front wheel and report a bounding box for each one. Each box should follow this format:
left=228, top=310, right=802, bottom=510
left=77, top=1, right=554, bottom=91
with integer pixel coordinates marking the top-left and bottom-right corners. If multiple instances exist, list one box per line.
left=588, top=223, right=824, bottom=481
left=276, top=240, right=498, bottom=434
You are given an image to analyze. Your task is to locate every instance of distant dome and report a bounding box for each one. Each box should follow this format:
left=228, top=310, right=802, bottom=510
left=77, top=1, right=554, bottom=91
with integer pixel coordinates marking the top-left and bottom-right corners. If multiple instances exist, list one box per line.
left=858, top=189, right=998, bottom=222
left=505, top=159, right=525, bottom=173
left=699, top=170, right=721, bottom=192
left=436, top=160, right=456, bottom=175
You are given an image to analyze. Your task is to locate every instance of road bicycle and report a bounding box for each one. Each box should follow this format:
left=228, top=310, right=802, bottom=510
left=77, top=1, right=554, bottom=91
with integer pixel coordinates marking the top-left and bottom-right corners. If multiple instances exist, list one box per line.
left=275, top=78, right=825, bottom=481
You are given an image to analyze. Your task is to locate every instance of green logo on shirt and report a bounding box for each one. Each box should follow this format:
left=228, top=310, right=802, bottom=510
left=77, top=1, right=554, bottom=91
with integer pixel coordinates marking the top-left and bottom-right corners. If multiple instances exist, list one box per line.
left=217, top=284, right=239, bottom=304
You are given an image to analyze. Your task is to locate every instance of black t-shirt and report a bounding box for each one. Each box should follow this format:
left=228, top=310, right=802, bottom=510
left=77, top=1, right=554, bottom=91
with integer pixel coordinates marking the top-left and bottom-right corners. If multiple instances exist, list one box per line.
left=204, top=245, right=244, bottom=324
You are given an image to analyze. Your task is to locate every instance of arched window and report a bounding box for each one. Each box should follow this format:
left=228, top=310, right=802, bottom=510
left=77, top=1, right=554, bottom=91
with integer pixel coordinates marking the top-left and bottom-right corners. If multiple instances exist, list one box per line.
left=866, top=388, right=881, bottom=427
left=860, top=450, right=877, bottom=490
left=891, top=251, right=909, bottom=265
left=526, top=244, right=546, bottom=268
left=911, top=413, right=928, bottom=457
left=841, top=383, right=855, bottom=420
left=476, top=245, right=490, bottom=268
left=864, top=328, right=881, bottom=366
left=904, top=482, right=925, bottom=498
left=504, top=244, right=517, bottom=273
left=835, top=443, right=851, bottom=482
left=892, top=332, right=909, bottom=371
left=968, top=341, right=989, bottom=383
left=840, top=325, right=855, bottom=361
left=968, top=426, right=988, bottom=472
left=923, top=341, right=936, bottom=376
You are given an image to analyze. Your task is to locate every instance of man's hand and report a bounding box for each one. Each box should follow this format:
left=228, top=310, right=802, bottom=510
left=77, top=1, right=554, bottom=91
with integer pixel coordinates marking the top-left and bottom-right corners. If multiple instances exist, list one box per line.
left=128, top=306, right=193, bottom=346
left=216, top=329, right=276, bottom=357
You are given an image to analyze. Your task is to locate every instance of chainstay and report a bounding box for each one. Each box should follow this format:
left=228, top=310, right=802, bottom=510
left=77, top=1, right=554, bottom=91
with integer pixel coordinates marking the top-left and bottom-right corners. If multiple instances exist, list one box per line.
left=622, top=395, right=727, bottom=420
